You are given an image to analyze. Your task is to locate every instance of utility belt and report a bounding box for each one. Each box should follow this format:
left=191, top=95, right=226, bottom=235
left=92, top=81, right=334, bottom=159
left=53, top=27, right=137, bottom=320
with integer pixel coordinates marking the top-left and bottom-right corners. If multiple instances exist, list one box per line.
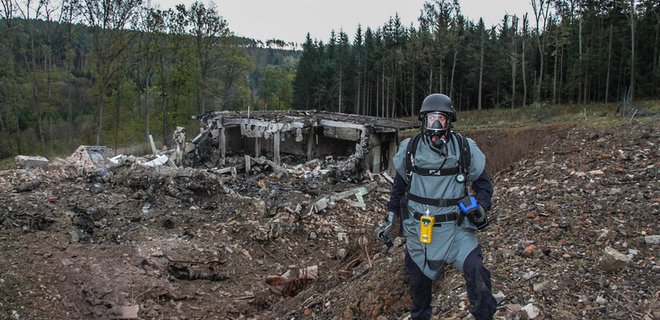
left=400, top=192, right=462, bottom=227
left=413, top=212, right=458, bottom=226
left=400, top=209, right=460, bottom=228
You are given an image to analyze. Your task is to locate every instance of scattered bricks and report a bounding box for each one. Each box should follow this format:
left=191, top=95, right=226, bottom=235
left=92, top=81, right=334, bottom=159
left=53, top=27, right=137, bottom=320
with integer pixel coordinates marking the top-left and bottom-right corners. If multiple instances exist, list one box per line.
left=523, top=245, right=536, bottom=257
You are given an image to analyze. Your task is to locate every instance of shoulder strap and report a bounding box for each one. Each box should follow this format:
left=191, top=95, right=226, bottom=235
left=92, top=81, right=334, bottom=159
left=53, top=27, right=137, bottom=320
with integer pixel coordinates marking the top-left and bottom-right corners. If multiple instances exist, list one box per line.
left=455, top=133, right=471, bottom=177
left=405, top=134, right=423, bottom=182
left=406, top=132, right=471, bottom=181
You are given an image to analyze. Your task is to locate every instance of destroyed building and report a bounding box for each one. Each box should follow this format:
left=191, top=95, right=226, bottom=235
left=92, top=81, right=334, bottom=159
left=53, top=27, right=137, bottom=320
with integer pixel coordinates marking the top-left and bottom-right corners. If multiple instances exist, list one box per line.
left=185, top=110, right=419, bottom=179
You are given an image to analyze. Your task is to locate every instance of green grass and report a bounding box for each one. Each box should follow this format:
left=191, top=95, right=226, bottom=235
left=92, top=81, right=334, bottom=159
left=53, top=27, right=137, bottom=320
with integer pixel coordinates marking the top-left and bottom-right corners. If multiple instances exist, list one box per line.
left=457, top=100, right=659, bottom=129
left=0, top=158, right=15, bottom=170
left=399, top=100, right=658, bottom=131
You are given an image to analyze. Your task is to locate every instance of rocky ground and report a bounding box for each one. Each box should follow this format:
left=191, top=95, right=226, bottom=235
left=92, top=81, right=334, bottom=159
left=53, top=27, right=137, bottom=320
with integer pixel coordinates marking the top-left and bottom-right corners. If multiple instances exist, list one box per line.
left=0, top=122, right=658, bottom=320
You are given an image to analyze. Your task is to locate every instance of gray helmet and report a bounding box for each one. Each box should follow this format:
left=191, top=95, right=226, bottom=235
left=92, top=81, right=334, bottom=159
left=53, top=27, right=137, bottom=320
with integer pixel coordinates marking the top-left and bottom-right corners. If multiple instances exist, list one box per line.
left=418, top=93, right=456, bottom=122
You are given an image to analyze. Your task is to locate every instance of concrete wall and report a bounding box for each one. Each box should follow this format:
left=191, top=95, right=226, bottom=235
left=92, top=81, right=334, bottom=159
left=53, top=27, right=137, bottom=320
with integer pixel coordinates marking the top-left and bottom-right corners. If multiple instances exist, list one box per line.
left=220, top=120, right=398, bottom=175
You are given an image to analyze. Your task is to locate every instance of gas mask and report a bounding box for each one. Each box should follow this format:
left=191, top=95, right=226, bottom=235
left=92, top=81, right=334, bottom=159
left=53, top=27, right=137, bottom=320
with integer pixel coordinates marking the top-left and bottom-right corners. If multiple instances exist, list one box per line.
left=422, top=112, right=450, bottom=153
left=428, top=120, right=446, bottom=150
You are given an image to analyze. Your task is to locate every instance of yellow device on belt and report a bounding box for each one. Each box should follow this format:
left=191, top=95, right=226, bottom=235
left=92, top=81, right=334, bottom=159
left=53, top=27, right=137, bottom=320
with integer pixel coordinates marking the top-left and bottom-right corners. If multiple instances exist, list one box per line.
left=419, top=208, right=435, bottom=244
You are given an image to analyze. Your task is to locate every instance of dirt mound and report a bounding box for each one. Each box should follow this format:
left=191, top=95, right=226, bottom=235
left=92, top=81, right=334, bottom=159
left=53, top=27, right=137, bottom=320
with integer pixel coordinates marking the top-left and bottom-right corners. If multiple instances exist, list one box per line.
left=0, top=123, right=658, bottom=320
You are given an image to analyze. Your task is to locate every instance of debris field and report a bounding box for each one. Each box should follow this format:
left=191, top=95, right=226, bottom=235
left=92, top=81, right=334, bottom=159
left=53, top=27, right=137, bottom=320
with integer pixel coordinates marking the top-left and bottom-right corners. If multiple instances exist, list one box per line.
left=0, top=120, right=658, bottom=320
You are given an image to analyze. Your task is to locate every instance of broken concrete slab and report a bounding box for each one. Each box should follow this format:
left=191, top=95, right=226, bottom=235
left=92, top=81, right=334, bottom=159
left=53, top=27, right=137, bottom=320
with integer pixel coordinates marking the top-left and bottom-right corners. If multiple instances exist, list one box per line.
left=14, top=155, right=49, bottom=169
left=310, top=182, right=378, bottom=213
left=141, top=155, right=169, bottom=167
left=66, top=146, right=115, bottom=173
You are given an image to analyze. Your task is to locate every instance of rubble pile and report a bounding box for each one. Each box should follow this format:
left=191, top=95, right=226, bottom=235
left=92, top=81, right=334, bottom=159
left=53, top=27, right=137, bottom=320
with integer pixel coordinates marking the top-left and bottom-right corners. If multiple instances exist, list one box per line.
left=0, top=122, right=657, bottom=320
left=265, top=124, right=659, bottom=320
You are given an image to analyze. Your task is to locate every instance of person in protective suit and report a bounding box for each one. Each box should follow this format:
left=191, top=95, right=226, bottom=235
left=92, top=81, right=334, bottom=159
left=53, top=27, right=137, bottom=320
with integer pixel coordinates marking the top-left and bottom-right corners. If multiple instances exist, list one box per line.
left=375, top=93, right=497, bottom=320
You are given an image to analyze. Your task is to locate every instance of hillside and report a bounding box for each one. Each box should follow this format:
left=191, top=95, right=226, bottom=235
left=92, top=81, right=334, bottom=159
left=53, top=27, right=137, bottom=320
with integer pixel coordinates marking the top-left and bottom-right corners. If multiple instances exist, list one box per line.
left=0, top=121, right=657, bottom=319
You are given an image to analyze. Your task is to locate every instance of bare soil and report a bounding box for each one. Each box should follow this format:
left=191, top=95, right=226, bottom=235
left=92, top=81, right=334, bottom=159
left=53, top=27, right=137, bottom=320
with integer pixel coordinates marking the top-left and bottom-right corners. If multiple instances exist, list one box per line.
left=1, top=123, right=658, bottom=320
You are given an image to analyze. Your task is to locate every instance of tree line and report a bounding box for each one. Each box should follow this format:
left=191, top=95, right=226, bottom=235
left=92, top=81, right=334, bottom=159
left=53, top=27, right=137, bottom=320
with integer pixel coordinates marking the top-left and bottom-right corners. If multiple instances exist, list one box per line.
left=0, top=0, right=296, bottom=159
left=0, top=0, right=658, bottom=160
left=292, top=0, right=658, bottom=118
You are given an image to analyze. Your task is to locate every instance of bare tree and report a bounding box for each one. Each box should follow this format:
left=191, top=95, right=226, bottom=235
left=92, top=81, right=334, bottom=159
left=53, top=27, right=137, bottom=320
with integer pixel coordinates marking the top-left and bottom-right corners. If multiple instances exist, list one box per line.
left=552, top=22, right=558, bottom=105
left=477, top=18, right=485, bottom=110
left=521, top=13, right=529, bottom=108
left=187, top=1, right=229, bottom=113
left=0, top=0, right=17, bottom=133
left=60, top=0, right=81, bottom=126
left=16, top=0, right=48, bottom=149
left=605, top=24, right=613, bottom=103
left=510, top=15, right=519, bottom=110
left=627, top=0, right=635, bottom=102
left=0, top=0, right=15, bottom=24
left=531, top=0, right=551, bottom=102
left=80, top=0, right=142, bottom=145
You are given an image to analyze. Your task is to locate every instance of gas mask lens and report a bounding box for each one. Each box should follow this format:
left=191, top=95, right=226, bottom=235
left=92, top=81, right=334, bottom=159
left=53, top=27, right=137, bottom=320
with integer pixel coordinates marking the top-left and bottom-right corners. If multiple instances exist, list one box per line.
left=425, top=112, right=447, bottom=130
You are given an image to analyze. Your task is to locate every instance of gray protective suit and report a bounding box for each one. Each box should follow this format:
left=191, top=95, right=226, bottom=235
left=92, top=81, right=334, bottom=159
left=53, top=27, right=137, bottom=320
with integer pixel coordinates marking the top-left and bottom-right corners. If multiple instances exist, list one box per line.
left=394, top=133, right=486, bottom=279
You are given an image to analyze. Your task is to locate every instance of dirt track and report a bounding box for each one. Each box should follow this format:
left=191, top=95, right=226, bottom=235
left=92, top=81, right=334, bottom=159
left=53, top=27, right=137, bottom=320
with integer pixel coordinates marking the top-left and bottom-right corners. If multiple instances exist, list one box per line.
left=1, top=123, right=658, bottom=319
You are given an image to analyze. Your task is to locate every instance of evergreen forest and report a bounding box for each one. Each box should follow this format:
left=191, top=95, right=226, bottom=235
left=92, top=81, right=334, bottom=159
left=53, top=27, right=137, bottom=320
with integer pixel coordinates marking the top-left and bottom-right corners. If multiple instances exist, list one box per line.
left=293, top=0, right=658, bottom=118
left=0, top=0, right=658, bottom=159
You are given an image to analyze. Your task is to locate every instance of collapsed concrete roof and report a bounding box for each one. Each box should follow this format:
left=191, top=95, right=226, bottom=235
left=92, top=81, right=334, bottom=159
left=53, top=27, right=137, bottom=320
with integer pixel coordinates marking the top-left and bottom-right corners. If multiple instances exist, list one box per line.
left=188, top=110, right=419, bottom=178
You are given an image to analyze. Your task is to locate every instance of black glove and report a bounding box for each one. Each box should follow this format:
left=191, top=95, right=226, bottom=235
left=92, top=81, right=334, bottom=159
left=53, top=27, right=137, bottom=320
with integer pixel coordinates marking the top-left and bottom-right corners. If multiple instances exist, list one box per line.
left=374, top=211, right=396, bottom=244
left=467, top=205, right=489, bottom=229
left=459, top=196, right=489, bottom=230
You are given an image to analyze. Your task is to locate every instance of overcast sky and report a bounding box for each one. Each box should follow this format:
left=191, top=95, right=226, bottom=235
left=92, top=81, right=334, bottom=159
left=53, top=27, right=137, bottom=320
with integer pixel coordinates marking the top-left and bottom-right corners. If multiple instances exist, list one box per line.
left=151, top=0, right=534, bottom=44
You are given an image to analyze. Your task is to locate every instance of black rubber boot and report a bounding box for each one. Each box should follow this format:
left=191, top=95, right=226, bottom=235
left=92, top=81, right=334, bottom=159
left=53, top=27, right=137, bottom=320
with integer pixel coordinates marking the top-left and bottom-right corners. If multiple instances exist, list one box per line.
left=462, top=246, right=497, bottom=320
left=405, top=253, right=433, bottom=320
